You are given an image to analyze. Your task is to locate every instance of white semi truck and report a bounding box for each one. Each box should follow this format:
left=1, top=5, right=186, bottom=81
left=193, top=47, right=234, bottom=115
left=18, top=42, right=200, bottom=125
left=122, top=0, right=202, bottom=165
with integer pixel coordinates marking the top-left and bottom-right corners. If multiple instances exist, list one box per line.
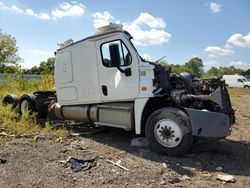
left=3, top=24, right=235, bottom=156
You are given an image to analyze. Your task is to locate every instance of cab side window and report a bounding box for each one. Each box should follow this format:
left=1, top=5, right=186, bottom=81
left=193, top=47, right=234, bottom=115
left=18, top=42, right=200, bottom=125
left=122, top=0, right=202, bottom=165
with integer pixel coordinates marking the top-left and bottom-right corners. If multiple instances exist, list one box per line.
left=101, top=40, right=132, bottom=67
left=237, top=79, right=243, bottom=82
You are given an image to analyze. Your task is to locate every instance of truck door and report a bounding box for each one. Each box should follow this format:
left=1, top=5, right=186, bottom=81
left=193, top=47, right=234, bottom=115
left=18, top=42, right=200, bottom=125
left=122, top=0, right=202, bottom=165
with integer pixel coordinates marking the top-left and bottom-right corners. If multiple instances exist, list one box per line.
left=96, top=35, right=140, bottom=102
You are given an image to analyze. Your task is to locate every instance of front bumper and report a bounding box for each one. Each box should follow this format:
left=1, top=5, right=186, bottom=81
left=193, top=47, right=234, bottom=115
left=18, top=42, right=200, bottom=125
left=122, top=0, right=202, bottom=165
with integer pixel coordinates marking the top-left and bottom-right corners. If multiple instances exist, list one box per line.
left=185, top=108, right=232, bottom=138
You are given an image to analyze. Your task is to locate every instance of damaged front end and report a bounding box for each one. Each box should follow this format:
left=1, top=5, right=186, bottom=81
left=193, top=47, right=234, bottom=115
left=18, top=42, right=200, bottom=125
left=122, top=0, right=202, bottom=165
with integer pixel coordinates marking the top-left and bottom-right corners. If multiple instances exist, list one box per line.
left=154, top=65, right=235, bottom=138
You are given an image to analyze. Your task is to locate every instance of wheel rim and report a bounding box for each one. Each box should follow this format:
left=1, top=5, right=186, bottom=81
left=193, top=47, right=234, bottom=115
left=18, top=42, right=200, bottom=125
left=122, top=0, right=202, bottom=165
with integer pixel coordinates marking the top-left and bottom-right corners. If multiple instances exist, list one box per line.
left=154, top=119, right=183, bottom=148
left=20, top=100, right=30, bottom=114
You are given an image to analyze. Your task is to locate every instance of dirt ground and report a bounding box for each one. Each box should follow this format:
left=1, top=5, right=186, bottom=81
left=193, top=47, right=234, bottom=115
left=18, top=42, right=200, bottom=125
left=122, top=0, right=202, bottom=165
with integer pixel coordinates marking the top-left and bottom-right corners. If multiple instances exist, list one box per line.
left=0, top=89, right=250, bottom=188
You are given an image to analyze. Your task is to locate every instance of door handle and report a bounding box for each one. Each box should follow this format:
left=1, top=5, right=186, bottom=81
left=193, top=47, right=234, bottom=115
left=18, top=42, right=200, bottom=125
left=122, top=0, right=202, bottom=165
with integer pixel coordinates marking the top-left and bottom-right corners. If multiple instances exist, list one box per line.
left=102, top=85, right=108, bottom=96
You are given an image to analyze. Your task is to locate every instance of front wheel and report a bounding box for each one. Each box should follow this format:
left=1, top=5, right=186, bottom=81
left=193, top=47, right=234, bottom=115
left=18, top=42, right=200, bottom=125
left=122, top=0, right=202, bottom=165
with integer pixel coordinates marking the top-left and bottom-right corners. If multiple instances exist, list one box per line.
left=145, top=107, right=193, bottom=157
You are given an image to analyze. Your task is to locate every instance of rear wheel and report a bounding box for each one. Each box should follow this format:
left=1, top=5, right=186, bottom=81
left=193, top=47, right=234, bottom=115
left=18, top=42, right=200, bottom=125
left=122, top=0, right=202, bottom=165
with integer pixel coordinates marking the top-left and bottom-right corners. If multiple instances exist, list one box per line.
left=145, top=107, right=193, bottom=157
left=244, top=85, right=250, bottom=89
left=2, top=94, right=19, bottom=108
left=19, top=94, right=36, bottom=115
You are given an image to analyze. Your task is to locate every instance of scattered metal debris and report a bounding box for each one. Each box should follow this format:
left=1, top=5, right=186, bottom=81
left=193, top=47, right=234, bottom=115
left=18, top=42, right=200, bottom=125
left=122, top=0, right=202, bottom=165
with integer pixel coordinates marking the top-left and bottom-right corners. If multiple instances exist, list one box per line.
left=62, top=157, right=96, bottom=172
left=106, top=159, right=129, bottom=171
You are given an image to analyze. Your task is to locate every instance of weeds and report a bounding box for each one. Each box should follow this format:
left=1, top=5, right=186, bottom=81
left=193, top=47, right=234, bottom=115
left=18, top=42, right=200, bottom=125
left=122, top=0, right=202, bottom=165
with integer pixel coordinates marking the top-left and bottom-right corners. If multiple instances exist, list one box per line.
left=0, top=74, right=67, bottom=138
left=0, top=137, right=4, bottom=146
left=0, top=74, right=54, bottom=98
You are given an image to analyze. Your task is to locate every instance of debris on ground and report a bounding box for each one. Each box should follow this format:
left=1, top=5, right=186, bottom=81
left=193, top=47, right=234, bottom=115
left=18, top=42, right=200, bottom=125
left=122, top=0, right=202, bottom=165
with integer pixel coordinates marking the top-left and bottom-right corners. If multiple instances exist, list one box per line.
left=130, top=137, right=149, bottom=147
left=215, top=166, right=223, bottom=172
left=69, top=123, right=106, bottom=136
left=0, top=132, right=45, bottom=139
left=216, top=174, right=235, bottom=183
left=0, top=158, right=7, bottom=164
left=0, top=132, right=15, bottom=137
left=65, top=157, right=96, bottom=172
left=106, top=159, right=129, bottom=171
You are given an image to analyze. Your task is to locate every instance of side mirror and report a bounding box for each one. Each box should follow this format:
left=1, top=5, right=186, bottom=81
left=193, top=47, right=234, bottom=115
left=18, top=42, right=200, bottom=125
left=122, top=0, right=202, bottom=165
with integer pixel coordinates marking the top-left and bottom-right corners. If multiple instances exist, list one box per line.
left=109, top=43, right=132, bottom=77
left=109, top=43, right=121, bottom=67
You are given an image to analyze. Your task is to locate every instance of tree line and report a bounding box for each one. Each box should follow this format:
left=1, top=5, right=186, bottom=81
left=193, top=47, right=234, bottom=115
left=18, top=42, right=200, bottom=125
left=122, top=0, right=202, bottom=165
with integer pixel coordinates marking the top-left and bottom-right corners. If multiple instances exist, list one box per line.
left=0, top=30, right=249, bottom=77
left=158, top=57, right=249, bottom=78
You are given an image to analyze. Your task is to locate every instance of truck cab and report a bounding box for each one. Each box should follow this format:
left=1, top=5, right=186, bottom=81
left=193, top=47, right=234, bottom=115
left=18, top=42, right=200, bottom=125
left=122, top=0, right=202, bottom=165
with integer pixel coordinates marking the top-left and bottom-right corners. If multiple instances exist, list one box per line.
left=4, top=24, right=235, bottom=156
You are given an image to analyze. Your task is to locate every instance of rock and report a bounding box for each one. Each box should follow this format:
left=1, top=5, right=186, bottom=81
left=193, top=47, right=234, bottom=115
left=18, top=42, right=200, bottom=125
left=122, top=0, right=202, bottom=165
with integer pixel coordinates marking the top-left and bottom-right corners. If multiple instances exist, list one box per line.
left=182, top=166, right=196, bottom=171
left=215, top=166, right=223, bottom=172
left=181, top=175, right=191, bottom=181
left=130, top=137, right=149, bottom=147
left=216, top=174, right=235, bottom=183
left=60, top=148, right=68, bottom=153
left=201, top=173, right=213, bottom=177
left=159, top=180, right=166, bottom=185
left=162, top=163, right=167, bottom=168
left=70, top=140, right=86, bottom=150
left=55, top=137, right=63, bottom=143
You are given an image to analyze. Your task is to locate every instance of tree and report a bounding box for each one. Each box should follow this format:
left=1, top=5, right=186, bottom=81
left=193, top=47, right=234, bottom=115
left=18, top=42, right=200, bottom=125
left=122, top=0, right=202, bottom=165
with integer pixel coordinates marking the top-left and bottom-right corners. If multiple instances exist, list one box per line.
left=23, top=57, right=55, bottom=75
left=202, top=66, right=221, bottom=77
left=0, top=30, right=21, bottom=66
left=242, top=69, right=250, bottom=76
left=185, top=57, right=204, bottom=77
left=157, top=60, right=193, bottom=75
left=219, top=66, right=242, bottom=75
left=38, top=57, right=55, bottom=75
left=0, top=64, right=20, bottom=73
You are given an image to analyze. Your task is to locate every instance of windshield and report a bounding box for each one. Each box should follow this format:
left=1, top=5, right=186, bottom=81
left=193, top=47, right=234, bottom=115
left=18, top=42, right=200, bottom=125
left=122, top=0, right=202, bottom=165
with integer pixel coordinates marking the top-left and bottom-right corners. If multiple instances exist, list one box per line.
left=128, top=38, right=146, bottom=62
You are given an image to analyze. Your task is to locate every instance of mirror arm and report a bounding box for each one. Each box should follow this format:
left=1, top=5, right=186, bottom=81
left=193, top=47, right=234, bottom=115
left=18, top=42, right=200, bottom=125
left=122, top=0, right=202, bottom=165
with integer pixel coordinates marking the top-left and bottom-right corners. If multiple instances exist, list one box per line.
left=116, top=66, right=125, bottom=73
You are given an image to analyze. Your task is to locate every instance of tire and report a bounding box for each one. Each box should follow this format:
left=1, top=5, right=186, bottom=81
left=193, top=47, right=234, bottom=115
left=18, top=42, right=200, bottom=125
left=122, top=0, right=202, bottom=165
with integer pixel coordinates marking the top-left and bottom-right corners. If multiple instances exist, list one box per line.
left=19, top=94, right=36, bottom=115
left=244, top=85, right=250, bottom=89
left=145, top=107, right=193, bottom=157
left=2, top=94, right=19, bottom=108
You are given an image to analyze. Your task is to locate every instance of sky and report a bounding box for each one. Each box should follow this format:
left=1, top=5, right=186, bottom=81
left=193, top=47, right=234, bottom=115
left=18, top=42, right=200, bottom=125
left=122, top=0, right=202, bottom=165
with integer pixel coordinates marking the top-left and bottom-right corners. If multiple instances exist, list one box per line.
left=0, top=0, right=250, bottom=70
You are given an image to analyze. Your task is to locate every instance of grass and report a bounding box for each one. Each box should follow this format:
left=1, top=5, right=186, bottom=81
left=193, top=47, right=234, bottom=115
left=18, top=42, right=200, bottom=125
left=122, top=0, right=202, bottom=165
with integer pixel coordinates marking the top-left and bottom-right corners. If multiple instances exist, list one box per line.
left=0, top=74, right=68, bottom=139
left=228, top=88, right=250, bottom=124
